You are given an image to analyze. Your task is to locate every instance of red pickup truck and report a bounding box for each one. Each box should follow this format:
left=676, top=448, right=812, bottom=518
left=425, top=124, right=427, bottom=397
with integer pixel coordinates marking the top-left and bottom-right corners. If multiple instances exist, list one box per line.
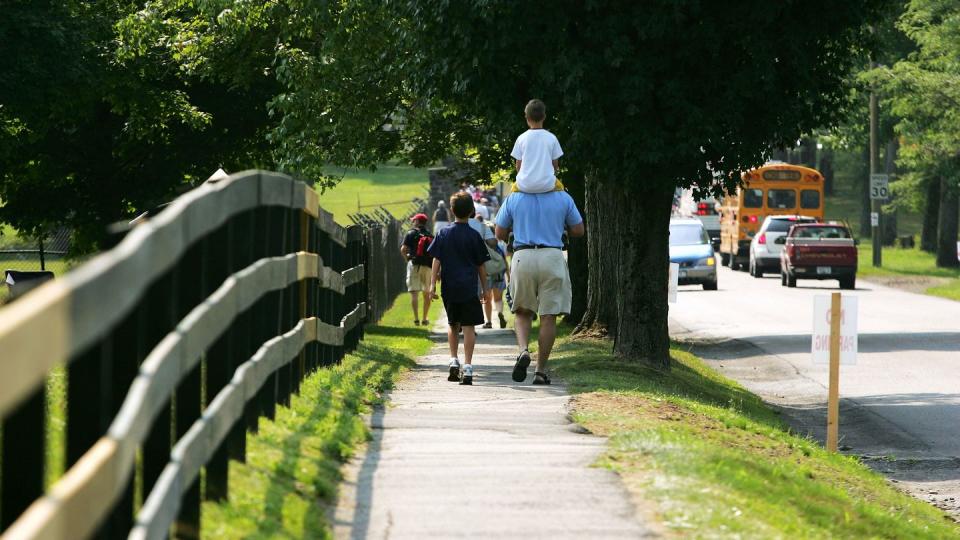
left=778, top=223, right=858, bottom=289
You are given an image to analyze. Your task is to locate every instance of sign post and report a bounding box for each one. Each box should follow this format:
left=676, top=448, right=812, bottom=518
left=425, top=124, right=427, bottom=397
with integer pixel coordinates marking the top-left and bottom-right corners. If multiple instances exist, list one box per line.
left=827, top=293, right=842, bottom=452
left=812, top=293, right=858, bottom=452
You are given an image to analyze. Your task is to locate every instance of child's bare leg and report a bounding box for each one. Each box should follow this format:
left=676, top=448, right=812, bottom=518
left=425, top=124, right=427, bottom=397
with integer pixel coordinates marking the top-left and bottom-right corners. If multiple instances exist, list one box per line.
left=483, top=290, right=493, bottom=323
left=447, top=323, right=460, bottom=358
left=410, top=292, right=420, bottom=321
left=421, top=291, right=432, bottom=322
left=462, top=325, right=477, bottom=364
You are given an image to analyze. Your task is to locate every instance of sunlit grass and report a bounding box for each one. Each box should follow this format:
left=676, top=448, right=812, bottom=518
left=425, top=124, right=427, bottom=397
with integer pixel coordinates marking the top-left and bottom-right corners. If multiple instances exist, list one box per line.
left=201, top=299, right=432, bottom=539
left=317, top=165, right=429, bottom=224
left=552, top=330, right=960, bottom=538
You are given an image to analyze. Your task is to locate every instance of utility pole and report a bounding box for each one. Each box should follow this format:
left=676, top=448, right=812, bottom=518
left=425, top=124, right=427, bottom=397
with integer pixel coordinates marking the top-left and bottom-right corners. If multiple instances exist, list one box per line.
left=870, top=61, right=882, bottom=268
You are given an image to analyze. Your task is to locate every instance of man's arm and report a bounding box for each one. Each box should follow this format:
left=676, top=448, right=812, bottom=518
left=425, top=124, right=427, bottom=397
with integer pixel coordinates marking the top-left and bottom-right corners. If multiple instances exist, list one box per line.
left=495, top=225, right=511, bottom=242
left=514, top=159, right=522, bottom=171
left=568, top=222, right=585, bottom=238
left=552, top=159, right=559, bottom=172
left=400, top=245, right=410, bottom=259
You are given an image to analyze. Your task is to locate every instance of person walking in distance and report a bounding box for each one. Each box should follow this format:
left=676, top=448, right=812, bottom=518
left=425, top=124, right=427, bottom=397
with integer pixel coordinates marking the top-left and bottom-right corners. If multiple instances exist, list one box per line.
left=427, top=192, right=491, bottom=385
left=496, top=102, right=584, bottom=384
left=400, top=213, right=434, bottom=326
left=432, top=201, right=451, bottom=234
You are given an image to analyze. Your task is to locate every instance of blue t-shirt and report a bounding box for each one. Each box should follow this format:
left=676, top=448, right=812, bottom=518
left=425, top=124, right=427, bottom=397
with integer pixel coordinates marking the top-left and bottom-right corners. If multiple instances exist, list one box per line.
left=495, top=191, right=583, bottom=248
left=427, top=222, right=491, bottom=302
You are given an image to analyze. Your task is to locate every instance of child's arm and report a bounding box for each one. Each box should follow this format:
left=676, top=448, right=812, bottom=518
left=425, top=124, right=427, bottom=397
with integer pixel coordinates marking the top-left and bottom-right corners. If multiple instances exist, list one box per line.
left=428, top=258, right=441, bottom=299
left=477, top=264, right=490, bottom=302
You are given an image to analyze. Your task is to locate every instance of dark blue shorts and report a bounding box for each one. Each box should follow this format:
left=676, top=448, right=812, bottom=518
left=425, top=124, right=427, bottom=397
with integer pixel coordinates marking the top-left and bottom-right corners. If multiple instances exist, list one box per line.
left=443, top=296, right=484, bottom=327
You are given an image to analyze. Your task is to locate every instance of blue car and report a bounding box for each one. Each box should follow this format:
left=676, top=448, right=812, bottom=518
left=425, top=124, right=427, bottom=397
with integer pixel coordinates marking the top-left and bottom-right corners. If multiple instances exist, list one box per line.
left=669, top=218, right=718, bottom=291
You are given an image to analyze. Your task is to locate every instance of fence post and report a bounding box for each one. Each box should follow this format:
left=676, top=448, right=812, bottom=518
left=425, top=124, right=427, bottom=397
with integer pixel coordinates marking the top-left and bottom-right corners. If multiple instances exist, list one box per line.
left=205, top=222, right=234, bottom=503
left=174, top=237, right=209, bottom=539
left=277, top=208, right=293, bottom=407
left=0, top=387, right=45, bottom=531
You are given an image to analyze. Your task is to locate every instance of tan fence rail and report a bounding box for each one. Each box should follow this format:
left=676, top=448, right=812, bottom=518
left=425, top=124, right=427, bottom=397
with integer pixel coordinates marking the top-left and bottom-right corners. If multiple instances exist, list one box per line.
left=0, top=170, right=407, bottom=539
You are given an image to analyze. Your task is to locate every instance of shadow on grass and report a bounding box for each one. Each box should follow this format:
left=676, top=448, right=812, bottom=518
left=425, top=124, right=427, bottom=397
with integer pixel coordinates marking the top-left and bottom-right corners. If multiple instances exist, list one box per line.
left=552, top=327, right=781, bottom=428
left=204, top=341, right=416, bottom=539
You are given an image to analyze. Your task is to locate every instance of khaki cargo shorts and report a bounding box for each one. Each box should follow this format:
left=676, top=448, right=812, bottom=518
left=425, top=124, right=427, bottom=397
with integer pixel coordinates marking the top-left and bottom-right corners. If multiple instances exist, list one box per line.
left=406, top=262, right=431, bottom=292
left=509, top=248, right=571, bottom=315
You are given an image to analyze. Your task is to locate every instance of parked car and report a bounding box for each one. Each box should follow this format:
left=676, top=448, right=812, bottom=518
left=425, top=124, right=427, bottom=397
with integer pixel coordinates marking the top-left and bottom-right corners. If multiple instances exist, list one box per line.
left=748, top=215, right=818, bottom=277
left=674, top=189, right=721, bottom=250
left=669, top=218, right=718, bottom=290
left=779, top=223, right=858, bottom=289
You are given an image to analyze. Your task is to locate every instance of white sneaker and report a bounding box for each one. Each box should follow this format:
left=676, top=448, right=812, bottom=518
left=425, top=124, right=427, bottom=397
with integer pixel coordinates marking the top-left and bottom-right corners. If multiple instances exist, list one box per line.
left=447, top=358, right=460, bottom=382
left=460, top=364, right=474, bottom=385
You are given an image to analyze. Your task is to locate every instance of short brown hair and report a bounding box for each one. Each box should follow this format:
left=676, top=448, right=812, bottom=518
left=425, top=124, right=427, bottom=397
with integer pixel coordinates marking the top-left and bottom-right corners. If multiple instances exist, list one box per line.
left=524, top=99, right=546, bottom=122
left=450, top=192, right=474, bottom=219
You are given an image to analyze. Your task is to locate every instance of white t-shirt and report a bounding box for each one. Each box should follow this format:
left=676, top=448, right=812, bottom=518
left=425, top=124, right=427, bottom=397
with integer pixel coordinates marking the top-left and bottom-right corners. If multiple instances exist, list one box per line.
left=510, top=129, right=563, bottom=193
left=475, top=203, right=491, bottom=220
left=468, top=217, right=495, bottom=241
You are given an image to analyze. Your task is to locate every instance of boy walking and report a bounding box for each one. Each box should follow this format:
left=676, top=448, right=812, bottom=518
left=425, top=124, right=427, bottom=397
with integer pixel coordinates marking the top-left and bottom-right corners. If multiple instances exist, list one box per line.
left=428, top=192, right=491, bottom=385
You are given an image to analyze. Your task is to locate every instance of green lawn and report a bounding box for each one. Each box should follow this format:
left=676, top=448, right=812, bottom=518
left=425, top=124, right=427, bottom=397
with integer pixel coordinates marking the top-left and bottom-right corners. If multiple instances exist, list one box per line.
left=317, top=165, right=429, bottom=225
left=857, top=245, right=960, bottom=301
left=551, top=331, right=960, bottom=538
left=201, top=298, right=432, bottom=539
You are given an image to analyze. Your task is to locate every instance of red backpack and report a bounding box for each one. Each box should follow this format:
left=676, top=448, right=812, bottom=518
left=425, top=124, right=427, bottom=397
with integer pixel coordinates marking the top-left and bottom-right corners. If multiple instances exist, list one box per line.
left=414, top=230, right=433, bottom=261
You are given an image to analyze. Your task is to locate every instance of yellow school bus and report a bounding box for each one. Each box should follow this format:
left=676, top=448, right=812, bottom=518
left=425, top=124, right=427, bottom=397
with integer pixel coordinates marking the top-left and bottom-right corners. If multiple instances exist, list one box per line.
left=719, top=162, right=825, bottom=269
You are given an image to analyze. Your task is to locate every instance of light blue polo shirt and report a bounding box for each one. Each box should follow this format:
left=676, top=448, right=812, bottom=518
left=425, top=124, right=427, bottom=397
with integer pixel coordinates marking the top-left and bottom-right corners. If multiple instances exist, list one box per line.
left=495, top=191, right=583, bottom=248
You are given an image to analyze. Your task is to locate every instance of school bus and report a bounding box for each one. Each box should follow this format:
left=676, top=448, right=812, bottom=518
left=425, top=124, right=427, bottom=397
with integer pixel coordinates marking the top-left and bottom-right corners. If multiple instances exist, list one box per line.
left=719, top=162, right=825, bottom=269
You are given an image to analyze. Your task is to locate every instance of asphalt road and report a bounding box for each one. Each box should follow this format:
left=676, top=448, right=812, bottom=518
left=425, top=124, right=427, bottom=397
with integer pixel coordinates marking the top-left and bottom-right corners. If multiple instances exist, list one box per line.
left=669, top=263, right=960, bottom=515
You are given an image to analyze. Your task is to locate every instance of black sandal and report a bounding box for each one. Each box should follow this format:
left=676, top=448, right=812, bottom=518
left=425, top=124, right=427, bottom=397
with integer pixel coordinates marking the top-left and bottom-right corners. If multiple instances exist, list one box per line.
left=533, top=372, right=551, bottom=385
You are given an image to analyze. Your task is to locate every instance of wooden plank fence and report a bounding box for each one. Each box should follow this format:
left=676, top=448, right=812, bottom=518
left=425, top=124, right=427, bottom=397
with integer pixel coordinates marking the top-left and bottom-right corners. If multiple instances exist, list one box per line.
left=0, top=170, right=408, bottom=539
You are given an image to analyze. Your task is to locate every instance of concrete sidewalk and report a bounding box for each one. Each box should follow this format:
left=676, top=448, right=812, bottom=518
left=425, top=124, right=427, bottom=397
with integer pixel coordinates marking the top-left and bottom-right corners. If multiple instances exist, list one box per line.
left=331, top=319, right=652, bottom=539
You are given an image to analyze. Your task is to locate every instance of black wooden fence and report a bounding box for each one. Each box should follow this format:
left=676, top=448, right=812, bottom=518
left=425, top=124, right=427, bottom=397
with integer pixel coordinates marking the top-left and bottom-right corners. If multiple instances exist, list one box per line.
left=0, top=170, right=407, bottom=539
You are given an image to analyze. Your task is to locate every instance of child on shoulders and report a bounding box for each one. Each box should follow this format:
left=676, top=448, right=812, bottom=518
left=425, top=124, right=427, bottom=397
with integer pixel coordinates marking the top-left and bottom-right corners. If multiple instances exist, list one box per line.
left=510, top=99, right=564, bottom=194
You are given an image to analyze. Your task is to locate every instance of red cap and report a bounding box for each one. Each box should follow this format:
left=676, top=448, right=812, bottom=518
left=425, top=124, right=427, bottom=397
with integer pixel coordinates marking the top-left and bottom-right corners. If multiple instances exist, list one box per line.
left=411, top=213, right=428, bottom=222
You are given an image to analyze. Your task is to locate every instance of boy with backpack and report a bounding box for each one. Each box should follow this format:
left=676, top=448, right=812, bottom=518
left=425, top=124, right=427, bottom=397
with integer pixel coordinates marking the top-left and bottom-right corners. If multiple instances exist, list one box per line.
left=427, top=192, right=491, bottom=385
left=400, top=213, right=434, bottom=326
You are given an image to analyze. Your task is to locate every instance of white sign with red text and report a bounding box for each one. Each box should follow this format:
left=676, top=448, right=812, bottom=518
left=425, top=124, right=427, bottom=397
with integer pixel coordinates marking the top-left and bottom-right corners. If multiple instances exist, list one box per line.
left=812, top=295, right=858, bottom=365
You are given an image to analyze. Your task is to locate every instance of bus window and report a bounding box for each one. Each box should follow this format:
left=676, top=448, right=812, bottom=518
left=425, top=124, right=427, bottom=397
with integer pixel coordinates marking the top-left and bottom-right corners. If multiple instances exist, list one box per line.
left=743, top=189, right=763, bottom=208
left=767, top=189, right=796, bottom=209
left=801, top=189, right=821, bottom=209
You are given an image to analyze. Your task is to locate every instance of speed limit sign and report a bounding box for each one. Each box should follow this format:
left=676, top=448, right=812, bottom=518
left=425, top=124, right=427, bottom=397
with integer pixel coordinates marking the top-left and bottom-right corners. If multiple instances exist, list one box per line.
left=870, top=174, right=889, bottom=200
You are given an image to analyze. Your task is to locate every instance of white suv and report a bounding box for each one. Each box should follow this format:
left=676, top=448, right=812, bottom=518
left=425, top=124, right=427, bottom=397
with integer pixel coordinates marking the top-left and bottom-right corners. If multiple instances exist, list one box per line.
left=748, top=215, right=817, bottom=277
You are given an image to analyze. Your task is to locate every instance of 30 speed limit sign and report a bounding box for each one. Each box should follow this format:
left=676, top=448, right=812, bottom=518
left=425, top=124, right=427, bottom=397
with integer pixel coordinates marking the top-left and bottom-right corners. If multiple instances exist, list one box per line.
left=870, top=173, right=889, bottom=200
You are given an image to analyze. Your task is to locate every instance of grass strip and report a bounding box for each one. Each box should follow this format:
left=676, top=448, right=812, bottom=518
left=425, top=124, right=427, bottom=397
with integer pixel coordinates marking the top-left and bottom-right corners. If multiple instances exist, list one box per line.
left=551, top=331, right=959, bottom=538
left=856, top=245, right=960, bottom=302
left=201, top=300, right=432, bottom=539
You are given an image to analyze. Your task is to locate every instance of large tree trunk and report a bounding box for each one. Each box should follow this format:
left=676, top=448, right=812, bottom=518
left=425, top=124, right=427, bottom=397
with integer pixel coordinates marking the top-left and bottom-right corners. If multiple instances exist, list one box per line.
left=921, top=176, right=940, bottom=253
left=564, top=170, right=588, bottom=324
left=576, top=173, right=672, bottom=369
left=936, top=175, right=959, bottom=268
left=575, top=173, right=620, bottom=337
